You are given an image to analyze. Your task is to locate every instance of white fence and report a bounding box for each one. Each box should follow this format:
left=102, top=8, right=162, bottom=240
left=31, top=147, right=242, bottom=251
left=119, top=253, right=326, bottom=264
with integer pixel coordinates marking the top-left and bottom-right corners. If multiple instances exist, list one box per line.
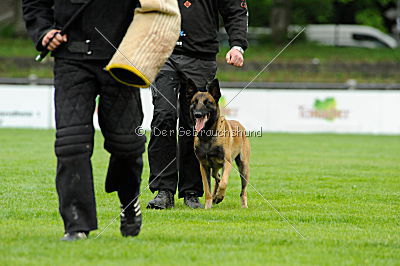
left=1, top=84, right=400, bottom=134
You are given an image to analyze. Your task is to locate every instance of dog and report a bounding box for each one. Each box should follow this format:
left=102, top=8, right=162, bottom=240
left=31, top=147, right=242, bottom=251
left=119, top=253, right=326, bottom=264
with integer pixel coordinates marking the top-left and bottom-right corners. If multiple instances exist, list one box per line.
left=186, top=78, right=251, bottom=209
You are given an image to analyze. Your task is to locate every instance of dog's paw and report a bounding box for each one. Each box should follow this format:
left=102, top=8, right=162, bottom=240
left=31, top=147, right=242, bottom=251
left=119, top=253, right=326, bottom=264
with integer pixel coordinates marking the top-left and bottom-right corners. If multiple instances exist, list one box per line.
left=213, top=195, right=224, bottom=204
left=241, top=196, right=248, bottom=208
left=213, top=187, right=225, bottom=204
left=205, top=199, right=212, bottom=209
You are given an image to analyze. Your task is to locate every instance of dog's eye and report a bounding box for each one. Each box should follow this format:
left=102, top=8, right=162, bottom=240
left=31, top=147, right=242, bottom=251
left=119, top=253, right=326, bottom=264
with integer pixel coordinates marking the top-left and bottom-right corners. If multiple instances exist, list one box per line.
left=203, top=99, right=209, bottom=105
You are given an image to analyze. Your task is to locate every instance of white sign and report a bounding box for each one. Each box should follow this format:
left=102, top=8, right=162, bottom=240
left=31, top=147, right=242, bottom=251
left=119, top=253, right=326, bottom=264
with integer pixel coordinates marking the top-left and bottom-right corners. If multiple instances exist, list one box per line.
left=0, top=85, right=53, bottom=128
left=1, top=85, right=400, bottom=135
left=220, top=89, right=400, bottom=135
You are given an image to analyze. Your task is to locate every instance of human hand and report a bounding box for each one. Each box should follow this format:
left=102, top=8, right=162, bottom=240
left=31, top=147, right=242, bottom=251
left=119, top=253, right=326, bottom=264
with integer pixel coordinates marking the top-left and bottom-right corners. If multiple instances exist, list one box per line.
left=41, top=29, right=68, bottom=51
left=226, top=48, right=244, bottom=67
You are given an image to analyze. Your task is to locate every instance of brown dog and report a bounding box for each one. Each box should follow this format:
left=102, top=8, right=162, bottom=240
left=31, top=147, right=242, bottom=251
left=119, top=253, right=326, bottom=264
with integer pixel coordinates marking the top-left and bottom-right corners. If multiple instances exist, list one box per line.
left=186, top=78, right=251, bottom=209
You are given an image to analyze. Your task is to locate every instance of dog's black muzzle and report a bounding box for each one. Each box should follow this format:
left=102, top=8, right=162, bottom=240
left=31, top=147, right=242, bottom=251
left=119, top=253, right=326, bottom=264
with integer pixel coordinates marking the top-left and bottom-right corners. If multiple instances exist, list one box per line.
left=193, top=112, right=204, bottom=119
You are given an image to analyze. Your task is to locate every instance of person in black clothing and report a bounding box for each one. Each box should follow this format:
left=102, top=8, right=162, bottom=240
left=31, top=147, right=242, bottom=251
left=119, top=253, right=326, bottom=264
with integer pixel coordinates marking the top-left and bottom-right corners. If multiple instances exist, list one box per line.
left=147, top=0, right=248, bottom=209
left=22, top=0, right=146, bottom=241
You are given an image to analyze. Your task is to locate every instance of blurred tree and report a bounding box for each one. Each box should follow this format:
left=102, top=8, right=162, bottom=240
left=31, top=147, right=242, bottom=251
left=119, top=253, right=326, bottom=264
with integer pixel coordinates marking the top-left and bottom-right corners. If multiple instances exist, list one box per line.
left=14, top=0, right=26, bottom=36
left=1, top=0, right=397, bottom=38
left=247, top=0, right=396, bottom=33
left=346, top=0, right=396, bottom=33
left=270, top=0, right=291, bottom=43
left=291, top=0, right=335, bottom=25
left=0, top=0, right=26, bottom=37
left=247, top=0, right=272, bottom=27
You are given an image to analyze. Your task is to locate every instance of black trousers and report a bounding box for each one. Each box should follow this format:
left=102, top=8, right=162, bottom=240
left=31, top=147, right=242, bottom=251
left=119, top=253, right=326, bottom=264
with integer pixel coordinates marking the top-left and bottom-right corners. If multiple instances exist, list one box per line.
left=148, top=54, right=217, bottom=198
left=54, top=58, right=146, bottom=233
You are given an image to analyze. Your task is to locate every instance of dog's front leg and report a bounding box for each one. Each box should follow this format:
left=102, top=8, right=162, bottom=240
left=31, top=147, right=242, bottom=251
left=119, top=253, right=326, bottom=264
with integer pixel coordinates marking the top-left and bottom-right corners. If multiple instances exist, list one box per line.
left=213, top=159, right=232, bottom=204
left=212, top=170, right=220, bottom=198
left=200, top=164, right=212, bottom=209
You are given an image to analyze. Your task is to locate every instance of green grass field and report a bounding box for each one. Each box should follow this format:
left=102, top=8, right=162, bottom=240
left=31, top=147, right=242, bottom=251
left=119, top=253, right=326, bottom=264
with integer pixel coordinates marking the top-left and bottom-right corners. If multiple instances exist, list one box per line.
left=1, top=38, right=399, bottom=83
left=1, top=129, right=399, bottom=265
left=2, top=38, right=400, bottom=62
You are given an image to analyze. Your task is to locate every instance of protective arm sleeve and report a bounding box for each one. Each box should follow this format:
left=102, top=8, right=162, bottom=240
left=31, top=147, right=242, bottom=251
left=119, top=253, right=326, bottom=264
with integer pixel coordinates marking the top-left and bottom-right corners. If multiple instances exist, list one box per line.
left=106, top=0, right=181, bottom=88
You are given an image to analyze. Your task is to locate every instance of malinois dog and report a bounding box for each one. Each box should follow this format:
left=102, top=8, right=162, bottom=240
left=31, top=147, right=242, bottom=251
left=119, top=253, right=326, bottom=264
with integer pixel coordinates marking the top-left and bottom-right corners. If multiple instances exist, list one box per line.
left=186, top=78, right=250, bottom=209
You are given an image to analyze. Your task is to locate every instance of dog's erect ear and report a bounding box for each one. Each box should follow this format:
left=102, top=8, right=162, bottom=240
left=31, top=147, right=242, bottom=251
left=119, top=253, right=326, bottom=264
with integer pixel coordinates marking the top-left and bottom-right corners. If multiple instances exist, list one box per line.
left=207, top=79, right=221, bottom=103
left=186, top=78, right=198, bottom=104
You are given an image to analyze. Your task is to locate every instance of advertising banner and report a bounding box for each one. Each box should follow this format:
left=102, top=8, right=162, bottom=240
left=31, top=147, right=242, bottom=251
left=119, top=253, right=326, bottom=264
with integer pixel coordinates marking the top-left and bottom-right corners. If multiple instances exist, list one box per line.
left=220, top=89, right=400, bottom=134
left=0, top=85, right=53, bottom=128
left=1, top=85, right=399, bottom=135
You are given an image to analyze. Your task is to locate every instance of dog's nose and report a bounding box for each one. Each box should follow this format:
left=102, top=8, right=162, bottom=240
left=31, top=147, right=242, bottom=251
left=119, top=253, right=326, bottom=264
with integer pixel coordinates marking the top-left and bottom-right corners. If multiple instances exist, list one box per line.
left=194, top=112, right=203, bottom=118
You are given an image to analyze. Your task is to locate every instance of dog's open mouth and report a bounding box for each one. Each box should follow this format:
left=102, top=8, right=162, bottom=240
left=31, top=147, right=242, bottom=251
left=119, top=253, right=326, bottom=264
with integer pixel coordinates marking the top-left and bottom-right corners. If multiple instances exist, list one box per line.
left=195, top=114, right=209, bottom=133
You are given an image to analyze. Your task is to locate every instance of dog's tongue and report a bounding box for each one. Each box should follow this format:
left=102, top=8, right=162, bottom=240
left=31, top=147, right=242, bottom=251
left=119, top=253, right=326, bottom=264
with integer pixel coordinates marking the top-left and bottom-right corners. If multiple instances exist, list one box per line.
left=195, top=117, right=207, bottom=133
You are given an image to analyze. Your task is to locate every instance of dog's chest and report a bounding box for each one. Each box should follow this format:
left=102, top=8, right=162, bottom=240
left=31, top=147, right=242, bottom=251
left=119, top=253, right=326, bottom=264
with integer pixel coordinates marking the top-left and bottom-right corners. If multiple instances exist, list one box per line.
left=194, top=142, right=224, bottom=168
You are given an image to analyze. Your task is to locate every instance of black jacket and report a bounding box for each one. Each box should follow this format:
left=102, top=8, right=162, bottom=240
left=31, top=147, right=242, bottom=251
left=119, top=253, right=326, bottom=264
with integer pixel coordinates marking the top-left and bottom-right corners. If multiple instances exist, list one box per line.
left=173, top=0, right=248, bottom=61
left=22, top=0, right=139, bottom=60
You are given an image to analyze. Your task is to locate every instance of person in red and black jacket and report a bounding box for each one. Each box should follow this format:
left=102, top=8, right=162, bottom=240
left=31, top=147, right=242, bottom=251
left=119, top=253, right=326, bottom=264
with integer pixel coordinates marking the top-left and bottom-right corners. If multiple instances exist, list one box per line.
left=147, top=0, right=248, bottom=209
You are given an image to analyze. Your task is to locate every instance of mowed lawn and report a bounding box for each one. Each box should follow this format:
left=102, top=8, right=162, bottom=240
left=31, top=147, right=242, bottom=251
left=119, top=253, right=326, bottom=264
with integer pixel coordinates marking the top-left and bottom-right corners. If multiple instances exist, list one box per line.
left=0, top=129, right=399, bottom=265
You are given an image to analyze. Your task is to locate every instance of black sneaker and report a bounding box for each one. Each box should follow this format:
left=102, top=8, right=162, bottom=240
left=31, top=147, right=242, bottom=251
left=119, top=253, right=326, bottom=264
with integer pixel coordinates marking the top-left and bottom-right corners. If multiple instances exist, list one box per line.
left=146, top=190, right=174, bottom=209
left=61, top=231, right=88, bottom=241
left=184, top=192, right=204, bottom=209
left=120, top=199, right=142, bottom=237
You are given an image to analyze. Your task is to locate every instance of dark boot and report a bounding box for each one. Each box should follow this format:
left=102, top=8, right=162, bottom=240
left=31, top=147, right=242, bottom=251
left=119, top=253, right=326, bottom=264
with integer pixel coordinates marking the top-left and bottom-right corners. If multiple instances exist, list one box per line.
left=146, top=190, right=174, bottom=209
left=184, top=192, right=204, bottom=209
left=120, top=199, right=142, bottom=237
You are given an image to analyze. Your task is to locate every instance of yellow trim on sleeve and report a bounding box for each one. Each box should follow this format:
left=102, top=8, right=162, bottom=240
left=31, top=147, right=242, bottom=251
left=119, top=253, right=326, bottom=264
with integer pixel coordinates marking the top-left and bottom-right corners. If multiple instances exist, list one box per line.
left=105, top=63, right=151, bottom=88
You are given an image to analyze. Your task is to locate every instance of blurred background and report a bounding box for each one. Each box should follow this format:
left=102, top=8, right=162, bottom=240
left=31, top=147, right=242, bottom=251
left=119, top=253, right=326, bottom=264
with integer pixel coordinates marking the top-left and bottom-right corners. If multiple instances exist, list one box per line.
left=0, top=0, right=399, bottom=134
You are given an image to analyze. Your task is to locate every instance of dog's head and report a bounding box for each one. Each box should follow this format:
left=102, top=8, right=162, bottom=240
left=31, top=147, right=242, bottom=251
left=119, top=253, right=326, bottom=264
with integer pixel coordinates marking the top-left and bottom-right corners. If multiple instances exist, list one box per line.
left=186, top=78, right=221, bottom=133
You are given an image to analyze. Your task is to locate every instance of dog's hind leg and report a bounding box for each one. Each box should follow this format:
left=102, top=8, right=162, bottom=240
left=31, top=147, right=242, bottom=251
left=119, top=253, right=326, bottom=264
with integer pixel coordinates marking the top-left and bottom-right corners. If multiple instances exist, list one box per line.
left=200, top=164, right=212, bottom=209
left=237, top=140, right=251, bottom=208
left=237, top=160, right=250, bottom=208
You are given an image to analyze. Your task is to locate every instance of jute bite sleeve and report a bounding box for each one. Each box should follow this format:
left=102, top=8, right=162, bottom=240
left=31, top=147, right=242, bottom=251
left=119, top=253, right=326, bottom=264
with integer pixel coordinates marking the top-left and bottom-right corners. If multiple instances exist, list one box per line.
left=106, top=0, right=181, bottom=88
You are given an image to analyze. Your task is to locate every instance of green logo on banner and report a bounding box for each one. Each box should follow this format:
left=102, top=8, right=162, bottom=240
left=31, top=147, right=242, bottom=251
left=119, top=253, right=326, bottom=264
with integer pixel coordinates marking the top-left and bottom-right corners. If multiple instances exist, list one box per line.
left=299, top=97, right=349, bottom=121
